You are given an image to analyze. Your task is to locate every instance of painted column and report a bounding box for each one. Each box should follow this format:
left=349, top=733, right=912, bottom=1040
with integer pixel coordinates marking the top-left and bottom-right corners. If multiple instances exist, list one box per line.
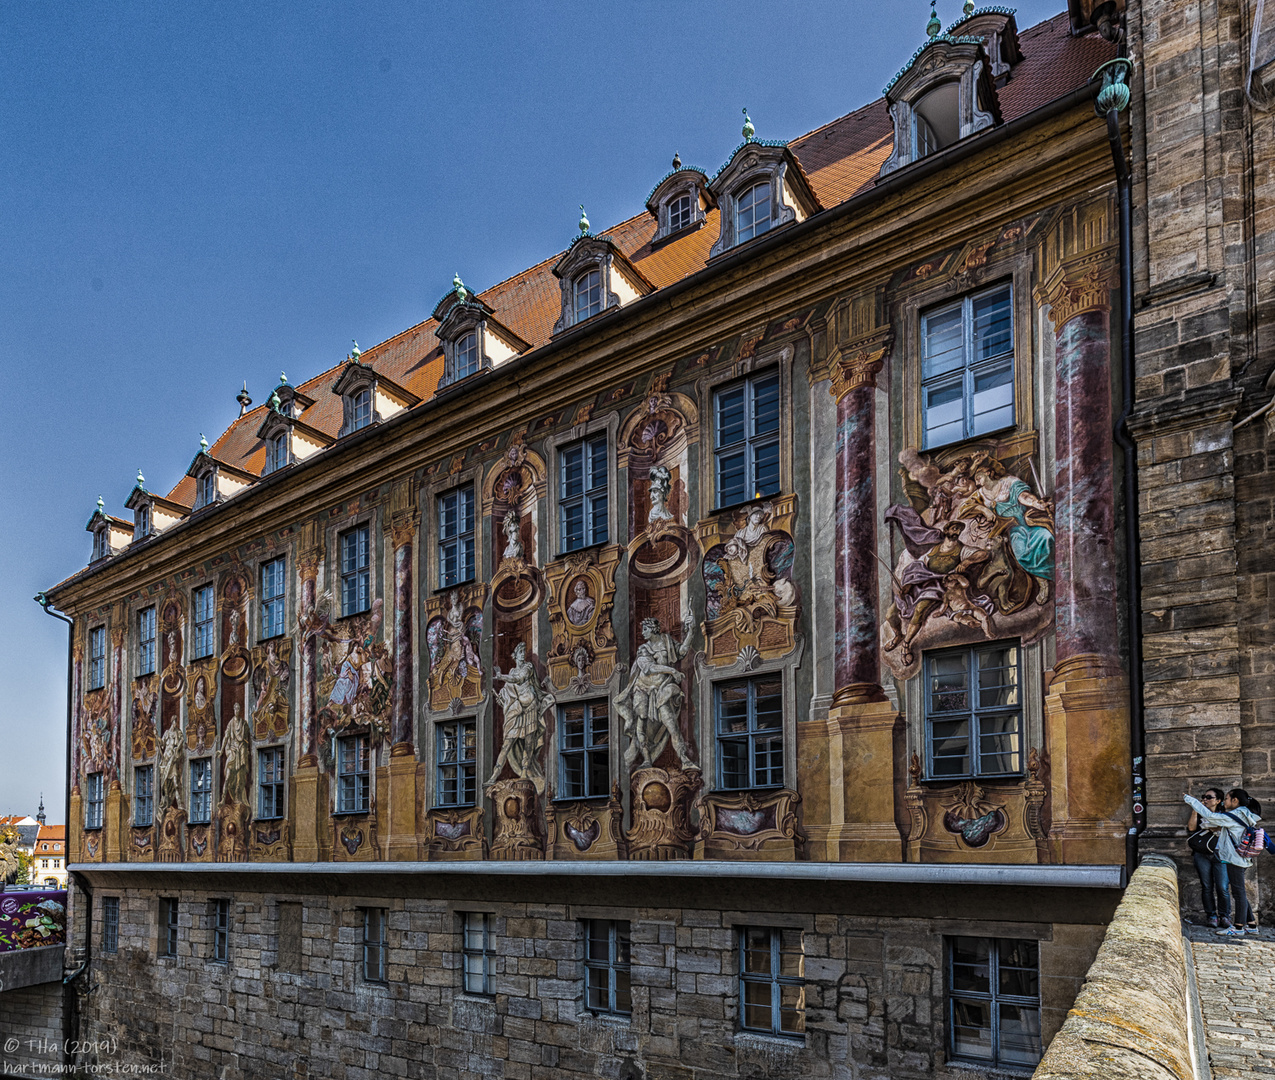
left=832, top=345, right=890, bottom=706
left=110, top=623, right=126, bottom=787
left=390, top=520, right=416, bottom=753
left=298, top=554, right=320, bottom=766
left=1046, top=260, right=1120, bottom=667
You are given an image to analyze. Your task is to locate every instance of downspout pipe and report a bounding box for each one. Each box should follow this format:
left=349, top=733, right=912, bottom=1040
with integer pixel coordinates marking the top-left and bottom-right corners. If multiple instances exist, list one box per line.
left=35, top=591, right=84, bottom=1074
left=1091, top=58, right=1145, bottom=882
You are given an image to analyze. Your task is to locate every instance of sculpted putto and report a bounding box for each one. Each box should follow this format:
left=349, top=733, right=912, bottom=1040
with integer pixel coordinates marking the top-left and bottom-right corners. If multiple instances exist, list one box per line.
left=616, top=615, right=696, bottom=772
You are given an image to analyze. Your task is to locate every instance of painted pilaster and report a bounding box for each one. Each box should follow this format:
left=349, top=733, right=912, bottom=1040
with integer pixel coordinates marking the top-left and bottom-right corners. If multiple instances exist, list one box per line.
left=385, top=506, right=420, bottom=861
left=292, top=541, right=325, bottom=862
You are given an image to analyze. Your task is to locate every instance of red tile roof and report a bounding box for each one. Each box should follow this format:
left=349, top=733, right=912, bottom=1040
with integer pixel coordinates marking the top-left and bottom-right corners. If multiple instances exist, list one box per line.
left=149, top=12, right=1107, bottom=509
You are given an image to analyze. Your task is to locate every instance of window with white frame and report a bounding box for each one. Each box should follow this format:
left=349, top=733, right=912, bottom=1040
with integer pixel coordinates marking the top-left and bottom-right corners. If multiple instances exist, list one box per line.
left=462, top=911, right=494, bottom=995
left=574, top=269, right=603, bottom=322
left=88, top=626, right=107, bottom=690
left=84, top=773, right=104, bottom=830
left=925, top=642, right=1022, bottom=779
left=102, top=897, right=119, bottom=954
left=192, top=585, right=215, bottom=659
left=350, top=388, right=373, bottom=432
left=559, top=700, right=610, bottom=800
left=921, top=283, right=1014, bottom=449
left=437, top=486, right=475, bottom=589
left=138, top=606, right=157, bottom=676
left=435, top=720, right=476, bottom=808
left=735, top=181, right=772, bottom=244
left=161, top=897, right=178, bottom=958
left=948, top=937, right=1042, bottom=1067
left=585, top=920, right=631, bottom=1016
left=455, top=331, right=480, bottom=380
left=260, top=557, right=286, bottom=639
left=739, top=926, right=805, bottom=1037
left=265, top=431, right=288, bottom=474
left=189, top=759, right=213, bottom=824
left=336, top=734, right=370, bottom=813
left=339, top=526, right=370, bottom=617
left=258, top=747, right=285, bottom=820
left=93, top=529, right=111, bottom=561
left=668, top=194, right=693, bottom=233
left=716, top=674, right=784, bottom=791
left=134, top=764, right=154, bottom=827
left=559, top=435, right=608, bottom=551
left=212, top=899, right=230, bottom=963
left=714, top=371, right=781, bottom=507
left=196, top=471, right=216, bottom=509
left=363, top=908, right=387, bottom=983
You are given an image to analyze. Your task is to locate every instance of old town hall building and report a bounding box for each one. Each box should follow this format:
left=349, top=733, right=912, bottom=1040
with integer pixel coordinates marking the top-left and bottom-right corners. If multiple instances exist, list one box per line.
left=42, top=6, right=1174, bottom=1078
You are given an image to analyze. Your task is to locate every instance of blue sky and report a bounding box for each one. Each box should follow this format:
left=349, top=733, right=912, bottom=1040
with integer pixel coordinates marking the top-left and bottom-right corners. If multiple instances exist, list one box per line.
left=0, top=0, right=1070, bottom=818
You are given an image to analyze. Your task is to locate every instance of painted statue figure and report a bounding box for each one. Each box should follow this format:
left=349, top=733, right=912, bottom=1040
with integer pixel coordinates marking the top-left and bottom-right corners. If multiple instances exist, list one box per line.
left=502, top=509, right=524, bottom=560
left=158, top=722, right=185, bottom=812
left=218, top=703, right=251, bottom=807
left=487, top=642, right=554, bottom=792
left=617, top=615, right=696, bottom=772
left=965, top=456, right=1053, bottom=605
left=648, top=465, right=674, bottom=524
left=430, top=591, right=482, bottom=690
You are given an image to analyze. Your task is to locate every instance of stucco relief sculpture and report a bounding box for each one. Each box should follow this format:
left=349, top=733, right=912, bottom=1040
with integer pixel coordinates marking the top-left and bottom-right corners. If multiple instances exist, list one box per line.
left=250, top=637, right=292, bottom=740
left=486, top=643, right=555, bottom=794
left=156, top=719, right=186, bottom=862
left=617, top=615, right=697, bottom=772
left=881, top=441, right=1054, bottom=680
left=697, top=496, right=800, bottom=667
left=545, top=547, right=620, bottom=690
left=215, top=702, right=251, bottom=861
left=424, top=588, right=485, bottom=711
left=485, top=438, right=548, bottom=620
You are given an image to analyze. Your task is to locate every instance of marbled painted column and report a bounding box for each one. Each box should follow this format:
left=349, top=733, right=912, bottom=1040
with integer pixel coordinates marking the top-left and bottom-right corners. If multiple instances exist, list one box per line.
left=1047, top=262, right=1120, bottom=666
left=298, top=555, right=319, bottom=766
left=110, top=624, right=126, bottom=787
left=832, top=345, right=890, bottom=706
left=71, top=643, right=83, bottom=793
left=390, top=520, right=416, bottom=753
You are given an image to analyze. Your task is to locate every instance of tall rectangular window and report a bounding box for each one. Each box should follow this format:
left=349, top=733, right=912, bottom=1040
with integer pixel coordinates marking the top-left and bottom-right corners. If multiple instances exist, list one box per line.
left=716, top=675, right=784, bottom=791
left=455, top=332, right=479, bottom=379
left=189, top=758, right=213, bottom=824
left=88, top=626, right=107, bottom=690
left=925, top=642, right=1022, bottom=779
left=336, top=735, right=370, bottom=813
left=462, top=912, right=493, bottom=996
left=585, top=920, right=631, bottom=1016
left=714, top=372, right=781, bottom=507
left=260, top=557, right=286, bottom=639
left=559, top=700, right=610, bottom=800
left=949, top=937, right=1041, bottom=1067
left=197, top=472, right=216, bottom=509
left=138, top=607, right=156, bottom=676
left=192, top=585, right=215, bottom=659
left=363, top=908, right=387, bottom=983
left=340, top=526, right=371, bottom=617
left=265, top=432, right=288, bottom=474
left=435, top=720, right=476, bottom=808
left=84, top=773, right=104, bottom=830
left=735, top=181, right=772, bottom=244
left=668, top=194, right=693, bottom=232
left=258, top=747, right=285, bottom=820
left=559, top=436, right=608, bottom=551
left=921, top=283, right=1014, bottom=449
left=134, top=764, right=154, bottom=827
left=351, top=388, right=373, bottom=432
left=437, top=486, right=475, bottom=588
left=93, top=529, right=111, bottom=561
left=135, top=503, right=151, bottom=539
left=102, top=896, right=119, bottom=954
left=574, top=269, right=602, bottom=321
left=161, top=898, right=178, bottom=958
left=739, top=926, right=805, bottom=1038
left=212, top=899, right=230, bottom=963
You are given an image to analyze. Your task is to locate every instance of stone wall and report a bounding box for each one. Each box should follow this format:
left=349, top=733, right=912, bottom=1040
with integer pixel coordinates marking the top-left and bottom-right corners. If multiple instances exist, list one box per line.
left=0, top=978, right=66, bottom=1078
left=75, top=880, right=1108, bottom=1080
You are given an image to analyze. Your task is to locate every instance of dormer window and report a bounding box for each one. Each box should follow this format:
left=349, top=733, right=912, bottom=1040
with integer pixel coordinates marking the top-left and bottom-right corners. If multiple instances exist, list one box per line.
left=135, top=503, right=151, bottom=540
left=645, top=162, right=713, bottom=245
left=735, top=181, right=772, bottom=244
left=914, top=83, right=960, bottom=158
left=265, top=431, right=289, bottom=473
left=574, top=270, right=603, bottom=322
left=455, top=332, right=479, bottom=380
left=668, top=194, right=693, bottom=232
left=350, top=388, right=373, bottom=432
left=432, top=280, right=531, bottom=388
left=197, top=471, right=216, bottom=509
left=92, top=529, right=111, bottom=561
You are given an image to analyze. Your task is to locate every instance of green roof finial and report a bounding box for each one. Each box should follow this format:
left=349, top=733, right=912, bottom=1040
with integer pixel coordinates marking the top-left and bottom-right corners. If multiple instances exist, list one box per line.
left=578, top=205, right=590, bottom=235
left=96, top=495, right=104, bottom=514
left=453, top=273, right=468, bottom=304
left=269, top=390, right=281, bottom=411
left=136, top=468, right=145, bottom=489
left=199, top=433, right=208, bottom=453
left=279, top=371, right=288, bottom=386
left=742, top=108, right=755, bottom=141
left=963, top=0, right=975, bottom=14
left=927, top=1, right=942, bottom=37
left=349, top=340, right=361, bottom=362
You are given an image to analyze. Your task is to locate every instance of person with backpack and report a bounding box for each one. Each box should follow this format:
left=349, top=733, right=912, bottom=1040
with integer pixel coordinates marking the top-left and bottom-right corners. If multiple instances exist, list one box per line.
left=1183, top=788, right=1265, bottom=935
left=1186, top=787, right=1231, bottom=927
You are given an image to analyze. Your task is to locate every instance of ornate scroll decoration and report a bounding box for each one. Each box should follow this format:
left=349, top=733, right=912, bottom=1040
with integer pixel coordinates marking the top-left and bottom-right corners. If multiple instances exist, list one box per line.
left=131, top=676, right=158, bottom=762
left=481, top=434, right=548, bottom=516
left=330, top=801, right=379, bottom=861
left=250, top=637, right=292, bottom=740
left=625, top=767, right=702, bottom=861
left=249, top=817, right=292, bottom=861
left=185, top=659, right=219, bottom=753
left=218, top=569, right=252, bottom=685
left=545, top=546, right=621, bottom=690
left=697, top=789, right=805, bottom=859
left=1042, top=257, right=1115, bottom=328
left=940, top=782, right=1007, bottom=848
left=424, top=807, right=486, bottom=860
left=545, top=782, right=626, bottom=860
left=491, top=507, right=546, bottom=620
left=696, top=495, right=800, bottom=668
left=424, top=586, right=487, bottom=712
left=129, top=827, right=154, bottom=860
left=829, top=343, right=889, bottom=403
left=488, top=778, right=543, bottom=861
left=1038, top=197, right=1115, bottom=328
left=187, top=823, right=211, bottom=862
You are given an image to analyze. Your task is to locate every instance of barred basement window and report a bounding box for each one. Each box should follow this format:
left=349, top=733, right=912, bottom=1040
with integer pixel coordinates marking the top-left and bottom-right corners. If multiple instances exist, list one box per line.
left=189, top=759, right=213, bottom=824
left=88, top=626, right=106, bottom=690
left=134, top=764, right=154, bottom=827
left=212, top=899, right=230, bottom=963
left=925, top=642, right=1022, bottom=779
left=84, top=773, right=104, bottom=830
left=339, top=526, right=371, bottom=617
left=192, top=585, right=215, bottom=659
left=462, top=912, right=493, bottom=995
left=739, top=926, right=805, bottom=1038
left=160, top=897, right=178, bottom=958
left=102, top=897, right=119, bottom=954
left=363, top=908, right=387, bottom=983
left=948, top=937, right=1042, bottom=1067
left=435, top=720, right=476, bottom=808
left=138, top=606, right=156, bottom=676
left=437, top=486, right=475, bottom=588
left=260, top=557, right=286, bottom=639
left=714, top=372, right=781, bottom=507
left=584, top=920, right=631, bottom=1016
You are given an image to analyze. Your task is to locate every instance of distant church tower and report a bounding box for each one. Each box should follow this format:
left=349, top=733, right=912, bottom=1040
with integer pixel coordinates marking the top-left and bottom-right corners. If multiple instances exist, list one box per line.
left=36, top=794, right=45, bottom=826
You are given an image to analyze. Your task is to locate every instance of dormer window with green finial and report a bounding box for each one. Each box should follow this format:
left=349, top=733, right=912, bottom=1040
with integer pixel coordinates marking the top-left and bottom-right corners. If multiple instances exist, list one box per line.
left=551, top=208, right=656, bottom=335
left=431, top=275, right=531, bottom=388
left=86, top=496, right=132, bottom=563
left=646, top=155, right=714, bottom=245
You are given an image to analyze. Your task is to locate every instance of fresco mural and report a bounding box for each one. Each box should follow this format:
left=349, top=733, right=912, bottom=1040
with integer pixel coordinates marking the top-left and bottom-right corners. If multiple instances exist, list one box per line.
left=131, top=677, right=158, bottom=762
left=617, top=615, right=697, bottom=773
left=545, top=547, right=620, bottom=690
left=250, top=637, right=292, bottom=740
left=425, top=589, right=485, bottom=711
left=881, top=436, right=1054, bottom=680
left=185, top=661, right=218, bottom=754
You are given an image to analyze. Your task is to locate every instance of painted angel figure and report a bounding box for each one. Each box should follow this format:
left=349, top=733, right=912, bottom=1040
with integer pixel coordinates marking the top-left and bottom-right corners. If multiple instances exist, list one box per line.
left=487, top=643, right=554, bottom=792
left=428, top=592, right=482, bottom=691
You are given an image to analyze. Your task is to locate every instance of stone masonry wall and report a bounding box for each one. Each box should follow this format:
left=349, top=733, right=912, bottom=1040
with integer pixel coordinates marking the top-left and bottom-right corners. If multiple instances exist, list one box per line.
left=76, top=887, right=1104, bottom=1080
left=0, top=982, right=66, bottom=1077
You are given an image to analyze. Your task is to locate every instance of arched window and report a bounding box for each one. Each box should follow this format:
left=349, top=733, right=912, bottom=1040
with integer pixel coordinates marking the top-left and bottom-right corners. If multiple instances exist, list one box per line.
left=455, top=332, right=479, bottom=379
left=914, top=83, right=960, bottom=158
left=668, top=194, right=693, bottom=233
left=351, top=388, right=373, bottom=432
left=735, top=181, right=772, bottom=244
left=574, top=270, right=603, bottom=322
